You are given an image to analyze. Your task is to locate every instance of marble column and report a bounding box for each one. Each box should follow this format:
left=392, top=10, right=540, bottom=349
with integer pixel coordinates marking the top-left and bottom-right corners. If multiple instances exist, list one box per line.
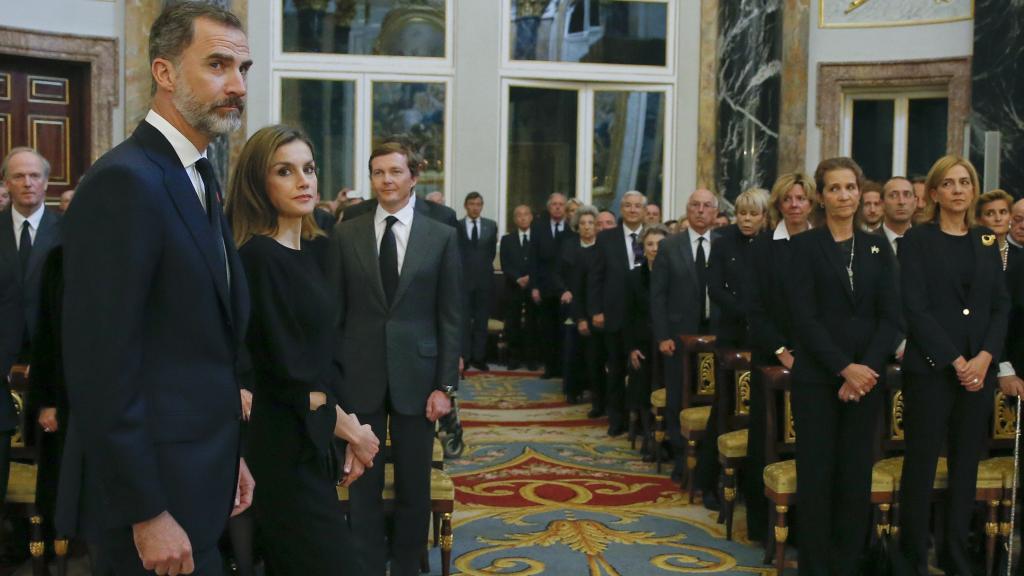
left=969, top=0, right=1023, bottom=195
left=715, top=0, right=783, bottom=202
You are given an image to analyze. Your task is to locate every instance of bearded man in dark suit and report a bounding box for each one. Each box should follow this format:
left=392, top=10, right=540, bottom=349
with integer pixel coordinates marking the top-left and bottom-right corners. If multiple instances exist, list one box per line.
left=61, top=4, right=254, bottom=574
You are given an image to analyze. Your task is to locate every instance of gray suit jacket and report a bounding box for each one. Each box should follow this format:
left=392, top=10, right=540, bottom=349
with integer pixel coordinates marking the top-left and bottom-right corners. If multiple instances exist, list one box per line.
left=650, top=230, right=702, bottom=343
left=328, top=207, right=462, bottom=415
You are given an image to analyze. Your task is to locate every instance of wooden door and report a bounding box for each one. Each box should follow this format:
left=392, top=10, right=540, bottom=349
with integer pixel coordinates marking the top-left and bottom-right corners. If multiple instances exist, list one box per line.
left=0, top=55, right=90, bottom=202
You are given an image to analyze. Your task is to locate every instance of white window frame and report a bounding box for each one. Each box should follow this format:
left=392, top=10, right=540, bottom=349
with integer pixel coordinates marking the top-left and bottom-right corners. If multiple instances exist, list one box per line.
left=272, top=0, right=455, bottom=76
left=500, top=0, right=675, bottom=83
left=840, top=88, right=949, bottom=178
left=272, top=71, right=453, bottom=201
left=498, top=77, right=673, bottom=235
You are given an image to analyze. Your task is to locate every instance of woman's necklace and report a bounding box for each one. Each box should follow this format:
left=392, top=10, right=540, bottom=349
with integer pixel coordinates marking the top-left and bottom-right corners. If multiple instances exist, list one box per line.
left=845, top=233, right=856, bottom=292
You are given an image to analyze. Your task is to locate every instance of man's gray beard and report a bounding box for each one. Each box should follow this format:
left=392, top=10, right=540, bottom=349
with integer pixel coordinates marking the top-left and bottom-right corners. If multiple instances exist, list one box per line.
left=172, top=82, right=242, bottom=136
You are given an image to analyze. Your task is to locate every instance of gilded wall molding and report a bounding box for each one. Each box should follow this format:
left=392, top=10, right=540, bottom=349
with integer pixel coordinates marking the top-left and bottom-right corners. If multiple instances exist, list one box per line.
left=0, top=26, right=118, bottom=163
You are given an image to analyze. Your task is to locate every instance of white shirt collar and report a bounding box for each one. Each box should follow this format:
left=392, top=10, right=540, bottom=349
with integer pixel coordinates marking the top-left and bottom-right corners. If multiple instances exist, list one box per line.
left=623, top=222, right=643, bottom=236
left=772, top=220, right=811, bottom=240
left=145, top=109, right=206, bottom=169
left=1010, top=236, right=1023, bottom=249
left=687, top=227, right=710, bottom=244
left=882, top=223, right=908, bottom=245
left=374, top=193, right=416, bottom=228
left=11, top=203, right=45, bottom=233
left=519, top=228, right=530, bottom=239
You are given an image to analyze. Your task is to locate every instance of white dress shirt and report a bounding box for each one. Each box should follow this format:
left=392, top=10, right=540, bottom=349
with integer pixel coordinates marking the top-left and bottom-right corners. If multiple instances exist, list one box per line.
left=374, top=193, right=416, bottom=274
left=622, top=222, right=644, bottom=268
left=688, top=227, right=712, bottom=261
left=518, top=229, right=530, bottom=245
left=145, top=109, right=208, bottom=211
left=882, top=223, right=907, bottom=256
left=465, top=217, right=480, bottom=239
left=11, top=203, right=45, bottom=249
left=550, top=218, right=565, bottom=238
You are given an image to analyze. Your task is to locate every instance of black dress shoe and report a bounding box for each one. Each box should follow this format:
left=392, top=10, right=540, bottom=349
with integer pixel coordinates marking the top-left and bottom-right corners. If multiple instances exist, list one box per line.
left=607, top=423, right=627, bottom=437
left=565, top=394, right=581, bottom=404
left=525, top=362, right=539, bottom=371
left=701, top=491, right=721, bottom=511
left=587, top=407, right=606, bottom=418
left=473, top=361, right=491, bottom=372
left=507, top=360, right=522, bottom=370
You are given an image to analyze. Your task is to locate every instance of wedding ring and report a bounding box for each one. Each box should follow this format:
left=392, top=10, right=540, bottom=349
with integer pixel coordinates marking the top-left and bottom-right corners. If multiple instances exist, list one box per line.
left=848, top=394, right=855, bottom=401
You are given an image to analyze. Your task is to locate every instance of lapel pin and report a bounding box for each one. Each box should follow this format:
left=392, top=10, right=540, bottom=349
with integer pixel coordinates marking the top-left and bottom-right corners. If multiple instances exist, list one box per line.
left=870, top=246, right=879, bottom=254
left=982, top=234, right=996, bottom=247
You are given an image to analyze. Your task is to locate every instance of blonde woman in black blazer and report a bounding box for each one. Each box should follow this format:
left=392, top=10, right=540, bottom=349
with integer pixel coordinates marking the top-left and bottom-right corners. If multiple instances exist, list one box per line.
left=896, top=155, right=1009, bottom=576
left=789, top=157, right=902, bottom=575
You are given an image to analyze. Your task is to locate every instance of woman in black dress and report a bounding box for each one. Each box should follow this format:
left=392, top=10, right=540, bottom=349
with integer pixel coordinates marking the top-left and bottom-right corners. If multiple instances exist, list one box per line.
left=552, top=204, right=599, bottom=404
left=896, top=155, right=1009, bottom=576
left=742, top=172, right=816, bottom=542
left=789, top=157, right=902, bottom=575
left=624, top=225, right=669, bottom=455
left=225, top=125, right=380, bottom=575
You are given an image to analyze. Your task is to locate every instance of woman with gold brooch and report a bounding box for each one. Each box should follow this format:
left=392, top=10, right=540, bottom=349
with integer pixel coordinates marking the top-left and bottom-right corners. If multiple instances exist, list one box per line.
left=787, top=157, right=902, bottom=574
left=895, top=155, right=1009, bottom=576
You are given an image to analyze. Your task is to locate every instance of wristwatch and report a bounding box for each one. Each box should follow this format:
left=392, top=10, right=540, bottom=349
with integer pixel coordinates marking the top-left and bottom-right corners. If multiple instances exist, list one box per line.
left=442, top=384, right=456, bottom=395
left=774, top=346, right=787, bottom=356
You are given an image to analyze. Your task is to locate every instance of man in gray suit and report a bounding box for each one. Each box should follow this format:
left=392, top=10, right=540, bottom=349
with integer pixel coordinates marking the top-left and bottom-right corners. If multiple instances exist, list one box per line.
left=650, top=188, right=717, bottom=482
left=458, top=191, right=497, bottom=370
left=328, top=140, right=461, bottom=576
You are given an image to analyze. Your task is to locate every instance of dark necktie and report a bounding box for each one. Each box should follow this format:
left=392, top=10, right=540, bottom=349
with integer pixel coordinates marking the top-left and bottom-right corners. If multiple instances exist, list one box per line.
left=696, top=236, right=708, bottom=319
left=471, top=219, right=479, bottom=245
left=380, top=215, right=399, bottom=305
left=521, top=233, right=529, bottom=249
left=895, top=236, right=903, bottom=256
left=554, top=222, right=562, bottom=239
left=18, top=220, right=31, bottom=275
left=630, top=232, right=643, bottom=268
left=194, top=158, right=227, bottom=280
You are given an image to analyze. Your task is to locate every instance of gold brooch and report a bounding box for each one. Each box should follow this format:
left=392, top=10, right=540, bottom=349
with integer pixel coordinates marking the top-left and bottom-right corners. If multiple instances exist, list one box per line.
left=870, top=246, right=880, bottom=254
left=982, top=234, right=996, bottom=247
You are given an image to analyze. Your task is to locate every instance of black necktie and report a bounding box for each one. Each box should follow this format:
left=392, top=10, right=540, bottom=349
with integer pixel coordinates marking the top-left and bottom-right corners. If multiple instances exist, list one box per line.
left=630, top=232, right=643, bottom=268
left=194, top=158, right=227, bottom=280
left=18, top=220, right=31, bottom=275
left=380, top=215, right=399, bottom=305
left=895, top=236, right=903, bottom=256
left=521, top=233, right=529, bottom=249
left=471, top=219, right=479, bottom=245
left=696, top=236, right=708, bottom=319
left=554, top=222, right=562, bottom=239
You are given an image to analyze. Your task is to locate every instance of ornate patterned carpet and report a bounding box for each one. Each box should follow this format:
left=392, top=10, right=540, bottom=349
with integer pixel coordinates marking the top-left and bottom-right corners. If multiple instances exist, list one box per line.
left=442, top=371, right=774, bottom=575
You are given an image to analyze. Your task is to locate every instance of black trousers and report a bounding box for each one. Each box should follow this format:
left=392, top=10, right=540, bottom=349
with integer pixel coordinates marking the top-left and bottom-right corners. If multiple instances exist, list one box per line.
left=0, top=430, right=10, bottom=506
left=503, top=287, right=540, bottom=365
left=661, top=341, right=685, bottom=472
left=562, top=322, right=584, bottom=399
left=603, top=330, right=627, bottom=428
left=741, top=363, right=771, bottom=542
left=897, top=370, right=993, bottom=576
left=539, top=297, right=562, bottom=376
left=349, top=402, right=434, bottom=576
left=793, top=378, right=881, bottom=576
left=584, top=332, right=606, bottom=412
left=462, top=283, right=492, bottom=364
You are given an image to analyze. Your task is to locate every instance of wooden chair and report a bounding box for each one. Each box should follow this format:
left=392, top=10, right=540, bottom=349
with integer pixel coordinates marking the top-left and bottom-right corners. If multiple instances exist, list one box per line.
left=3, top=365, right=68, bottom=576
left=676, top=334, right=716, bottom=498
left=871, top=364, right=1005, bottom=576
left=336, top=465, right=455, bottom=576
left=714, top=349, right=751, bottom=540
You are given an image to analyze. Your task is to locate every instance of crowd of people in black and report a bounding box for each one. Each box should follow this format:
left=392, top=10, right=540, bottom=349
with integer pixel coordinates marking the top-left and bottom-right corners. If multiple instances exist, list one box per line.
left=2, top=3, right=1024, bottom=576
left=461, top=154, right=1024, bottom=576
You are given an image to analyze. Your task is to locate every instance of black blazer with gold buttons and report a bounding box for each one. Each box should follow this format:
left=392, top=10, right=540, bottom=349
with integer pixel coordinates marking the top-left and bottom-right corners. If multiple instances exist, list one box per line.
left=789, top=227, right=903, bottom=386
left=899, top=222, right=1009, bottom=378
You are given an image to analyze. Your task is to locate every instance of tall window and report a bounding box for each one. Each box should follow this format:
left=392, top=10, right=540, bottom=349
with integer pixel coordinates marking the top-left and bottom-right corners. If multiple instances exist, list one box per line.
left=272, top=1, right=454, bottom=201
left=502, top=80, right=669, bottom=230
left=843, top=91, right=949, bottom=182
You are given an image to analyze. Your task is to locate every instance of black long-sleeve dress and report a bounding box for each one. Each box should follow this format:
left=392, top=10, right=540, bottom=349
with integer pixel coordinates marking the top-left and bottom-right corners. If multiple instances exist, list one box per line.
left=240, top=235, right=347, bottom=576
